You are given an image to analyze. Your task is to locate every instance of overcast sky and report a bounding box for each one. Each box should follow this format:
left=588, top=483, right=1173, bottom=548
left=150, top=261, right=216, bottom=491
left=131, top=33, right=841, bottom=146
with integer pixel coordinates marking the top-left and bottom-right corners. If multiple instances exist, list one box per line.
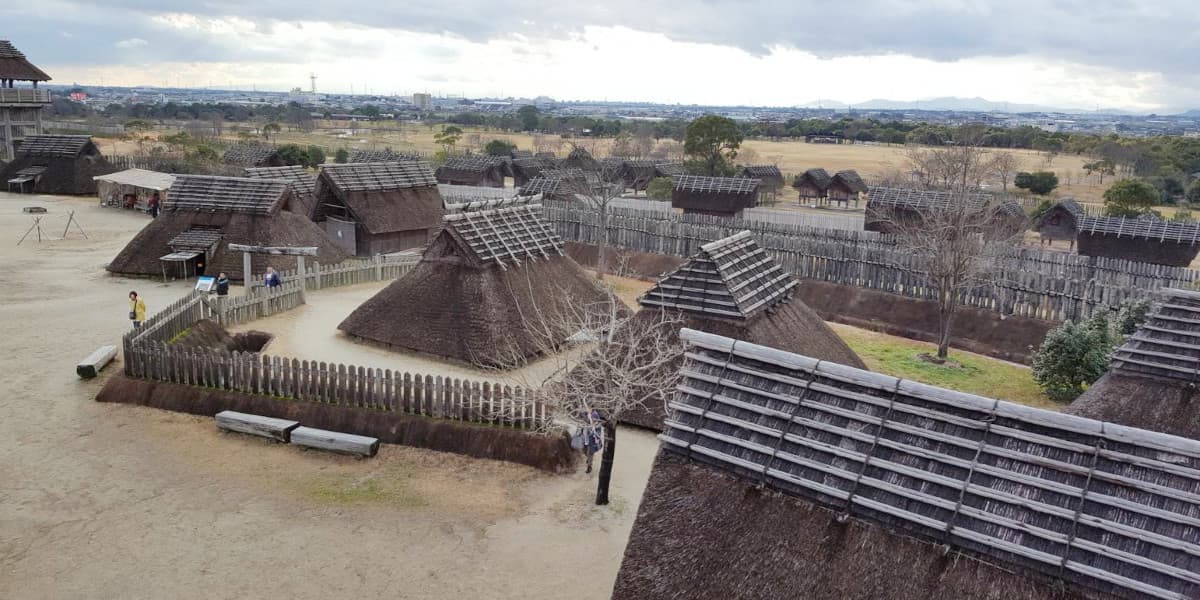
left=4, top=1, right=1198, bottom=112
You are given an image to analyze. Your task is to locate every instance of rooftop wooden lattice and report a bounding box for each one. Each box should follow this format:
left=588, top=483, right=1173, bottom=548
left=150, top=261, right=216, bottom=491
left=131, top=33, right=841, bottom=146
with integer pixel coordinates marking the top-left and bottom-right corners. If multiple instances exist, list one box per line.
left=243, top=165, right=315, bottom=199
left=742, top=165, right=783, bottom=178
left=674, top=175, right=760, bottom=195
left=664, top=328, right=1200, bottom=600
left=320, top=162, right=437, bottom=192
left=867, top=186, right=993, bottom=210
left=438, top=183, right=514, bottom=203
left=165, top=175, right=288, bottom=215
left=443, top=204, right=563, bottom=267
left=640, top=231, right=797, bottom=319
left=16, top=135, right=91, bottom=158
left=167, top=227, right=223, bottom=251
left=1110, top=288, right=1200, bottom=383
left=348, top=149, right=422, bottom=163
left=655, top=163, right=685, bottom=177
left=222, top=145, right=278, bottom=166
left=444, top=195, right=535, bottom=215
left=539, top=168, right=588, bottom=182
left=440, top=155, right=507, bottom=172
left=1078, top=216, right=1200, bottom=244
left=519, top=177, right=564, bottom=196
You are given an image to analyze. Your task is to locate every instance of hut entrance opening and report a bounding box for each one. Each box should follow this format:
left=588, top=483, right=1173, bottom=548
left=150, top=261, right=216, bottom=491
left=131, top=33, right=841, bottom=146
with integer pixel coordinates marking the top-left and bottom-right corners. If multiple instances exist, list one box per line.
left=6, top=165, right=45, bottom=193
left=323, top=216, right=357, bottom=256
left=161, top=226, right=222, bottom=280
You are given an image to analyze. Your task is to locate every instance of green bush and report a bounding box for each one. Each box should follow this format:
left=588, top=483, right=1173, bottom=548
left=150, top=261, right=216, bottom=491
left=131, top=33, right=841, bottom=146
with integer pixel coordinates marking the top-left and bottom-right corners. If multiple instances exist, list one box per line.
left=485, top=139, right=517, bottom=156
left=306, top=145, right=326, bottom=167
left=1014, top=171, right=1059, bottom=195
left=646, top=177, right=674, bottom=201
left=334, top=148, right=349, bottom=164
left=1103, top=178, right=1159, bottom=217
left=1030, top=300, right=1150, bottom=402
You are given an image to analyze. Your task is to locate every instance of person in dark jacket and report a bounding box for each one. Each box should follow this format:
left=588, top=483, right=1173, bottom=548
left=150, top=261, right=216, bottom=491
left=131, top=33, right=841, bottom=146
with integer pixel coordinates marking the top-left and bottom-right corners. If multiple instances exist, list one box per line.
left=263, top=266, right=282, bottom=289
left=215, top=272, right=230, bottom=296
left=148, top=192, right=161, bottom=218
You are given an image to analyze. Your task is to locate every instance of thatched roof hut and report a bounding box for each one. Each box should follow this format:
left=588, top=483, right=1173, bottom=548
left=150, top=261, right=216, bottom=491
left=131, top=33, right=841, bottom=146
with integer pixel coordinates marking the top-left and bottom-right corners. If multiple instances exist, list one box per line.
left=338, top=204, right=612, bottom=367
left=349, top=149, right=421, bottom=163
left=314, top=162, right=444, bottom=256
left=243, top=165, right=317, bottom=219
left=671, top=175, right=759, bottom=217
left=620, top=231, right=864, bottom=430
left=0, top=40, right=51, bottom=82
left=560, top=147, right=599, bottom=171
left=221, top=145, right=283, bottom=167
left=865, top=186, right=995, bottom=233
left=108, top=175, right=348, bottom=280
left=740, top=165, right=784, bottom=199
left=614, top=328, right=1200, bottom=600
left=434, top=155, right=506, bottom=187
left=1067, top=288, right=1200, bottom=440
left=1035, top=199, right=1084, bottom=244
left=1075, top=216, right=1200, bottom=267
left=828, top=169, right=868, bottom=204
left=2, top=135, right=113, bottom=195
left=511, top=157, right=552, bottom=187
left=793, top=167, right=832, bottom=200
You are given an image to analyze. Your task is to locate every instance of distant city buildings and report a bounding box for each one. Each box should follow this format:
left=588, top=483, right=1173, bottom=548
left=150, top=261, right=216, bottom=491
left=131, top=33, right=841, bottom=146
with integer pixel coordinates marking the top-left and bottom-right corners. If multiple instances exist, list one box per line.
left=412, top=93, right=432, bottom=111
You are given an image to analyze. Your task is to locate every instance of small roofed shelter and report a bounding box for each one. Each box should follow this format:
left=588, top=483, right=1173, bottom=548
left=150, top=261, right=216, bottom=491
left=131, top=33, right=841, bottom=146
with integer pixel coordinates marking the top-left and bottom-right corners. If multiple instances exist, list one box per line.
left=315, top=162, right=444, bottom=256
left=671, top=175, right=759, bottom=217
left=620, top=159, right=657, bottom=192
left=560, top=146, right=599, bottom=171
left=338, top=204, right=613, bottom=367
left=620, top=231, right=865, bottom=430
left=653, top=162, right=684, bottom=178
left=865, top=186, right=994, bottom=233
left=2, top=134, right=113, bottom=195
left=793, top=167, right=832, bottom=202
left=511, top=157, right=552, bottom=187
left=434, top=155, right=506, bottom=187
left=1068, top=288, right=1200, bottom=440
left=222, top=144, right=283, bottom=168
left=108, top=175, right=348, bottom=281
left=94, top=168, right=175, bottom=211
left=613, top=329, right=1200, bottom=600
left=1075, top=215, right=1200, bottom=267
left=243, top=165, right=317, bottom=219
left=827, top=169, right=868, bottom=207
left=1034, top=199, right=1084, bottom=247
left=740, top=165, right=784, bottom=202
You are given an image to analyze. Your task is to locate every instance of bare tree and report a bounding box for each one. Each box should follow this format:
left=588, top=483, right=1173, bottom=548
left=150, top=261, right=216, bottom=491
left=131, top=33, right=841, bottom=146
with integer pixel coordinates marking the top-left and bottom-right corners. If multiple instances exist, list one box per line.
left=560, top=142, right=633, bottom=280
left=906, top=144, right=998, bottom=192
left=991, top=152, right=1019, bottom=192
left=889, top=200, right=1020, bottom=359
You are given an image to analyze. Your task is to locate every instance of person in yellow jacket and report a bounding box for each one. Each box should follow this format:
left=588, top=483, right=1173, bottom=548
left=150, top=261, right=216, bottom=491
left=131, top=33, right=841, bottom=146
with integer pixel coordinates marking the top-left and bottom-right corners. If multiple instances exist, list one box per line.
left=129, top=291, right=146, bottom=328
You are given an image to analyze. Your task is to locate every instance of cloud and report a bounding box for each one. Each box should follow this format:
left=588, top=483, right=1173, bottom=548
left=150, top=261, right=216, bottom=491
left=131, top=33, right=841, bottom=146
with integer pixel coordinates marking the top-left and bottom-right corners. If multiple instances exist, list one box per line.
left=114, top=38, right=148, bottom=48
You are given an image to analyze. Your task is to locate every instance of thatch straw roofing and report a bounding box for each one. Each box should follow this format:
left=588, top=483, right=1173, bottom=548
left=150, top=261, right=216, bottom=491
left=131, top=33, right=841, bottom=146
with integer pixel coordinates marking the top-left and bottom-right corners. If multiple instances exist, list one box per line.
left=17, top=135, right=92, bottom=158
left=510, top=149, right=534, bottom=159
left=868, top=186, right=992, bottom=210
left=165, top=175, right=289, bottom=215
left=348, top=149, right=422, bottom=163
left=316, top=162, right=442, bottom=234
left=1077, top=216, right=1200, bottom=244
left=741, top=164, right=783, bottom=179
left=518, top=177, right=562, bottom=196
left=2, top=135, right=111, bottom=195
left=674, top=175, right=759, bottom=195
left=434, top=155, right=507, bottom=186
left=221, top=145, right=282, bottom=167
left=320, top=161, right=436, bottom=191
left=672, top=176, right=760, bottom=215
left=561, top=147, right=599, bottom=170
left=337, top=206, right=610, bottom=366
left=794, top=167, right=833, bottom=190
left=654, top=163, right=684, bottom=177
left=243, top=165, right=317, bottom=218
left=641, top=230, right=796, bottom=319
left=832, top=169, right=868, bottom=193
left=443, top=196, right=535, bottom=215
left=167, top=227, right=223, bottom=251
left=0, top=40, right=50, bottom=81
left=626, top=328, right=1200, bottom=600
left=1068, top=288, right=1200, bottom=440
left=535, top=151, right=557, bottom=160
left=539, top=167, right=588, bottom=183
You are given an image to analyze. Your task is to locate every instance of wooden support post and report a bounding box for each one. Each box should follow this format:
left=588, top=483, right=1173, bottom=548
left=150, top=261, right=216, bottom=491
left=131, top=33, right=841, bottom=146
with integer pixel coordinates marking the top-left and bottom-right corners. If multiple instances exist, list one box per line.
left=242, top=251, right=253, bottom=296
left=296, top=255, right=307, bottom=303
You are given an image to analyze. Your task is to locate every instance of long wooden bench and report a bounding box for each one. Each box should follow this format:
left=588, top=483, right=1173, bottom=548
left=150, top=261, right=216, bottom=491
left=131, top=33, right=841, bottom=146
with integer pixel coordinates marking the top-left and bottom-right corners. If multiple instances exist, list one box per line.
left=77, top=345, right=118, bottom=379
left=290, top=426, right=379, bottom=457
left=215, top=411, right=300, bottom=443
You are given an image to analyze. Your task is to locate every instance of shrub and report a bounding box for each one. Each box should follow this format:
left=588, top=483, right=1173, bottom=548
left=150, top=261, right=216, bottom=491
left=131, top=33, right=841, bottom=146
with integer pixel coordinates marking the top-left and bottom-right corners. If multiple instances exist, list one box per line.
left=1030, top=314, right=1112, bottom=402
left=646, top=177, right=674, bottom=201
left=334, top=148, right=349, bottom=164
left=306, top=145, right=326, bottom=167
left=485, top=139, right=517, bottom=156
left=1014, top=171, right=1059, bottom=195
left=1103, top=178, right=1159, bottom=217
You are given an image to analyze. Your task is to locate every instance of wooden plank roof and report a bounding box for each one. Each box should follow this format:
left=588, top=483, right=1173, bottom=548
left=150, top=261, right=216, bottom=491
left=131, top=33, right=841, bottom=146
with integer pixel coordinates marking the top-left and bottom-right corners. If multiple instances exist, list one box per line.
left=674, top=175, right=760, bottom=195
left=1077, top=216, right=1200, bottom=244
left=165, top=175, right=288, bottom=215
left=320, top=161, right=436, bottom=192
left=640, top=231, right=796, bottom=319
left=1110, top=288, right=1200, bottom=382
left=0, top=40, right=51, bottom=81
left=665, top=328, right=1200, bottom=600
left=443, top=203, right=563, bottom=267
left=16, top=135, right=92, bottom=158
left=243, top=165, right=315, bottom=199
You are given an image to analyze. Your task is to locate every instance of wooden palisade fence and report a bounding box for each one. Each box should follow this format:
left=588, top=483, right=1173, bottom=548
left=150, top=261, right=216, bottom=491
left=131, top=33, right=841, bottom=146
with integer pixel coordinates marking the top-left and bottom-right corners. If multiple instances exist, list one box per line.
left=246, top=254, right=420, bottom=291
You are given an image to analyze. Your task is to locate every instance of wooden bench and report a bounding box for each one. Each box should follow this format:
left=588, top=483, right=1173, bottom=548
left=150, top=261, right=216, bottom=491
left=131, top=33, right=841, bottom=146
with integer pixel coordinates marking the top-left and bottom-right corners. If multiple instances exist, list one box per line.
left=215, top=411, right=300, bottom=443
left=289, top=426, right=379, bottom=457
left=76, top=345, right=117, bottom=379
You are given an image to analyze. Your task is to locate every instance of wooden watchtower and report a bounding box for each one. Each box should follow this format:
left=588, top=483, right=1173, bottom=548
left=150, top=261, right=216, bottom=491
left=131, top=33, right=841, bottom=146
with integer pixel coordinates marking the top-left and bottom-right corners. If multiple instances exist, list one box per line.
left=0, top=40, right=51, bottom=161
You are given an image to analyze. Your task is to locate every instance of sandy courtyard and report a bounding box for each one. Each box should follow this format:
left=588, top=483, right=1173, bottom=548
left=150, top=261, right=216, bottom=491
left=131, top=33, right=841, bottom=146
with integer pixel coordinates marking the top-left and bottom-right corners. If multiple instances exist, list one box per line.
left=0, top=193, right=658, bottom=599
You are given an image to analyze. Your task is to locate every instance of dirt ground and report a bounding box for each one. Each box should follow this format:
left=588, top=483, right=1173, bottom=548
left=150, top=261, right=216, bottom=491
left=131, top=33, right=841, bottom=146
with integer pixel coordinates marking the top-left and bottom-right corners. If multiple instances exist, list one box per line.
left=0, top=193, right=659, bottom=600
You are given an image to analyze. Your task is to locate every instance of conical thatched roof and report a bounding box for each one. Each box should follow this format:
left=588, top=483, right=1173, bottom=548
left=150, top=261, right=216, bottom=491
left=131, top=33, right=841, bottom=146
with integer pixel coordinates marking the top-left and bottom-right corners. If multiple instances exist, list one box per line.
left=1068, top=288, right=1200, bottom=440
left=621, top=231, right=864, bottom=430
left=337, top=204, right=612, bottom=366
left=0, top=40, right=50, bottom=81
left=615, top=329, right=1200, bottom=600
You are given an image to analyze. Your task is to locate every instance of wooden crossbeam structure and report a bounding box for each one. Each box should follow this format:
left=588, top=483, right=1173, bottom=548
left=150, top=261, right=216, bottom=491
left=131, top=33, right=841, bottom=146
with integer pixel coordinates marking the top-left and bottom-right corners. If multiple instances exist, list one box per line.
left=443, top=204, right=562, bottom=268
left=1078, top=216, right=1200, bottom=244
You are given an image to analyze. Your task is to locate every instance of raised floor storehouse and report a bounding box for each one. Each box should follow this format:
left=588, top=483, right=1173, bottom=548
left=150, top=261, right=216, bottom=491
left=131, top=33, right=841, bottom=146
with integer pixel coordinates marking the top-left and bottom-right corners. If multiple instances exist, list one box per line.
left=314, top=162, right=444, bottom=256
left=613, top=329, right=1200, bottom=600
left=671, top=175, right=760, bottom=217
left=1075, top=215, right=1200, bottom=267
left=1034, top=199, right=1085, bottom=246
left=338, top=204, right=612, bottom=366
left=2, top=134, right=113, bottom=195
left=793, top=167, right=832, bottom=201
left=108, top=175, right=347, bottom=280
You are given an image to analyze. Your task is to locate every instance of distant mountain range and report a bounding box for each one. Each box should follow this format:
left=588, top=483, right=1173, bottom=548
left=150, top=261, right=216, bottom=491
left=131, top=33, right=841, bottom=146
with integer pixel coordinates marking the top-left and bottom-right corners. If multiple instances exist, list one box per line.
left=797, top=96, right=1150, bottom=115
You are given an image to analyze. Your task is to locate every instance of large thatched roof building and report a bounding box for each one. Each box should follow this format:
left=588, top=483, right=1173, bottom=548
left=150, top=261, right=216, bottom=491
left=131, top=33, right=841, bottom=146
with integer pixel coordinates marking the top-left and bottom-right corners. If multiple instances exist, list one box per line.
left=614, top=329, right=1200, bottom=600
left=671, top=175, right=760, bottom=217
left=1035, top=199, right=1084, bottom=246
left=621, top=230, right=864, bottom=430
left=1, top=40, right=53, bottom=162
left=1075, top=216, right=1200, bottom=266
left=2, top=134, right=113, bottom=195
left=338, top=204, right=612, bottom=366
left=243, top=164, right=317, bottom=219
left=221, top=144, right=283, bottom=168
left=108, top=175, right=348, bottom=280
left=434, top=155, right=506, bottom=187
left=314, top=162, right=444, bottom=256
left=793, top=167, right=832, bottom=201
left=1068, top=288, right=1200, bottom=440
